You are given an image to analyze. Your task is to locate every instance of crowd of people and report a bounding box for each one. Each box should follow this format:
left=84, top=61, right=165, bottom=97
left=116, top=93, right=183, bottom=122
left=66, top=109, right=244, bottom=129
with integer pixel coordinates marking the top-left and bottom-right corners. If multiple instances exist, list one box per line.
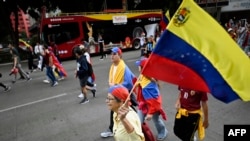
left=0, top=41, right=69, bottom=92
left=225, top=18, right=250, bottom=57
left=1, top=34, right=209, bottom=141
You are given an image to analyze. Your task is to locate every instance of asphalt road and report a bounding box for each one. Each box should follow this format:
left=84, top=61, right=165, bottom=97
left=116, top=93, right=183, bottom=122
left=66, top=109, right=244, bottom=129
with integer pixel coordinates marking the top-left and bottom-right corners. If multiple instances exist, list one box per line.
left=0, top=50, right=250, bottom=141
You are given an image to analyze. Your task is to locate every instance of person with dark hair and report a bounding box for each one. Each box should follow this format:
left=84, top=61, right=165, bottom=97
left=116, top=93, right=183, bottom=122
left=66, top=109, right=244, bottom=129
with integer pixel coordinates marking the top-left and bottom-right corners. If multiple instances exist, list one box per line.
left=98, top=33, right=106, bottom=60
left=74, top=46, right=90, bottom=104
left=0, top=73, right=11, bottom=92
left=18, top=39, right=37, bottom=73
left=8, top=43, right=31, bottom=82
left=77, top=44, right=96, bottom=98
left=50, top=42, right=61, bottom=63
left=140, top=32, right=146, bottom=57
left=34, top=42, right=44, bottom=70
left=145, top=35, right=155, bottom=56
left=43, top=45, right=58, bottom=87
left=174, top=86, right=209, bottom=141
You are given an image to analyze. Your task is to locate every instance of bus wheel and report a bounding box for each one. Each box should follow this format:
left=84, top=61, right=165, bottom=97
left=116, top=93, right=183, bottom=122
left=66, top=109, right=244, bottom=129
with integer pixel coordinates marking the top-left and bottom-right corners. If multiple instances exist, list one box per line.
left=132, top=27, right=144, bottom=38
left=133, top=39, right=140, bottom=50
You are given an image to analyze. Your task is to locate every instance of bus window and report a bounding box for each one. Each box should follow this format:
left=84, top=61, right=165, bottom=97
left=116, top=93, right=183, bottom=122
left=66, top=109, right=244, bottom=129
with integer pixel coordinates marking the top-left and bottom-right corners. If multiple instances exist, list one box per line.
left=43, top=22, right=80, bottom=45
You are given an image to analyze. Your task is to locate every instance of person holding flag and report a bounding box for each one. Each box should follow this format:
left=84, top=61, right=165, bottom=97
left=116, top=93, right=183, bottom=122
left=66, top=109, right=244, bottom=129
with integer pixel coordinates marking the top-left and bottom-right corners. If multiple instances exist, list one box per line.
left=105, top=85, right=144, bottom=141
left=134, top=58, right=168, bottom=141
left=100, top=47, right=138, bottom=138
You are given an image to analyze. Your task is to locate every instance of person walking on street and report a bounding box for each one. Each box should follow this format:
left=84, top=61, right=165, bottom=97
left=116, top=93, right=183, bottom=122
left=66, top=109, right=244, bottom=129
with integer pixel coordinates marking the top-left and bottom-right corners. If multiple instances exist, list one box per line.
left=34, top=42, right=44, bottom=70
left=98, top=33, right=106, bottom=60
left=43, top=45, right=58, bottom=87
left=8, top=43, right=31, bottom=82
left=140, top=32, right=146, bottom=57
left=50, top=41, right=61, bottom=63
left=0, top=73, right=11, bottom=92
left=78, top=44, right=96, bottom=98
left=101, top=47, right=137, bottom=138
left=74, top=46, right=90, bottom=104
left=135, top=58, right=168, bottom=141
left=106, top=85, right=145, bottom=141
left=145, top=35, right=155, bottom=57
left=174, top=86, right=209, bottom=141
left=18, top=39, right=37, bottom=73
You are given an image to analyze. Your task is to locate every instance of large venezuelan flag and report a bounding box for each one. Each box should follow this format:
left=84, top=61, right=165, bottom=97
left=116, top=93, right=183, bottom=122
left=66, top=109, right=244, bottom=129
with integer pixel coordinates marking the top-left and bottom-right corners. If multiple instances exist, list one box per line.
left=142, top=0, right=250, bottom=103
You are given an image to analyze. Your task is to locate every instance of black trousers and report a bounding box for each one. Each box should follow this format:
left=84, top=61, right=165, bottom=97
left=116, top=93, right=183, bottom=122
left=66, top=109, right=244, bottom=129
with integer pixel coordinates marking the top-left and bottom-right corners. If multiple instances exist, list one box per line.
left=109, top=110, right=114, bottom=132
left=0, top=82, right=7, bottom=89
left=27, top=53, right=37, bottom=70
left=100, top=47, right=104, bottom=58
left=174, top=113, right=200, bottom=141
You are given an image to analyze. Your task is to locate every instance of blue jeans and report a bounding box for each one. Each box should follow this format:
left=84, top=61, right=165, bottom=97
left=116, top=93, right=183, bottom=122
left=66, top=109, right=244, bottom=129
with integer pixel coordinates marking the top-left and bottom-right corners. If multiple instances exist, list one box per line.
left=138, top=110, right=168, bottom=139
left=46, top=66, right=56, bottom=84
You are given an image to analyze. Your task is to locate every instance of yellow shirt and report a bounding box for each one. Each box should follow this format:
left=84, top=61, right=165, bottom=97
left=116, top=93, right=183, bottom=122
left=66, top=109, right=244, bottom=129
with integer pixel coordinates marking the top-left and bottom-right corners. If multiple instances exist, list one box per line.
left=113, top=108, right=145, bottom=141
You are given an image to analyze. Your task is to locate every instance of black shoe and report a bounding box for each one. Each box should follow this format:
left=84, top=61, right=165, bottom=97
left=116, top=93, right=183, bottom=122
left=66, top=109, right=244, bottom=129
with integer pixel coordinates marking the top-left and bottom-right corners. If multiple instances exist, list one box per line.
left=18, top=77, right=25, bottom=80
left=27, top=78, right=32, bottom=81
left=80, top=98, right=89, bottom=104
left=91, top=90, right=96, bottom=97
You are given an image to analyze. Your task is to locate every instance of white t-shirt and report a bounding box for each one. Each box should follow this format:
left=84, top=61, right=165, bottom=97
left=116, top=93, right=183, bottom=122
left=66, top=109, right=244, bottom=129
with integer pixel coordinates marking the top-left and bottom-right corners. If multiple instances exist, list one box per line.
left=34, top=44, right=44, bottom=55
left=84, top=52, right=90, bottom=63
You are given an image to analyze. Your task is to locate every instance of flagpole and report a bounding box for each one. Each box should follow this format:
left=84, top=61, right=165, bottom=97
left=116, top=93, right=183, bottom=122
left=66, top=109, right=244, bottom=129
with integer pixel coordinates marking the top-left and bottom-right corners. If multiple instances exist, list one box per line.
left=122, top=74, right=142, bottom=107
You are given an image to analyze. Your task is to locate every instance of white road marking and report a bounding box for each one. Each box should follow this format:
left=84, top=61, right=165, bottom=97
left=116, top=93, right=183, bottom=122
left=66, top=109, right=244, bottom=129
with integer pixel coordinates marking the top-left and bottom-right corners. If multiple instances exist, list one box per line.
left=0, top=93, right=68, bottom=113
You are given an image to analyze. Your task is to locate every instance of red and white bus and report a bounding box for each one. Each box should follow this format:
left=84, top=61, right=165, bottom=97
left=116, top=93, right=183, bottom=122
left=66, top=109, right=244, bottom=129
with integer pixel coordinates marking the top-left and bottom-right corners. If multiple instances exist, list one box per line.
left=40, top=9, right=165, bottom=59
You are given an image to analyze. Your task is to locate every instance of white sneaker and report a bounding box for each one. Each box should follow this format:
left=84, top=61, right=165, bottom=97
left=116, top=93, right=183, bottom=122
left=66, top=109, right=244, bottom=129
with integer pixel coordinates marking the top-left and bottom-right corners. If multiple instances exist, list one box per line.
left=43, top=79, right=50, bottom=84
left=78, top=93, right=84, bottom=98
left=58, top=77, right=65, bottom=81
left=52, top=81, right=58, bottom=87
left=193, top=136, right=197, bottom=141
left=100, top=131, right=113, bottom=138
